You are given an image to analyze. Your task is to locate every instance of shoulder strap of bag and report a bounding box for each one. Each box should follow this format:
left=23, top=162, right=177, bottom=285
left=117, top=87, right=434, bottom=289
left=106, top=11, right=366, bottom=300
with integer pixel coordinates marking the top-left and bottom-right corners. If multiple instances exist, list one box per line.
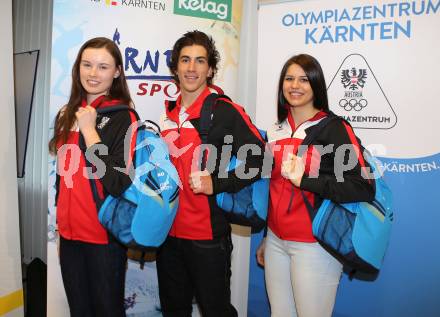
left=301, top=113, right=372, bottom=219
left=198, top=93, right=231, bottom=143
left=144, top=119, right=161, bottom=134
left=340, top=121, right=371, bottom=182
left=302, top=113, right=369, bottom=178
left=300, top=111, right=339, bottom=146
left=299, top=111, right=344, bottom=220
left=79, top=104, right=135, bottom=210
left=97, top=105, right=141, bottom=121
left=198, top=93, right=231, bottom=170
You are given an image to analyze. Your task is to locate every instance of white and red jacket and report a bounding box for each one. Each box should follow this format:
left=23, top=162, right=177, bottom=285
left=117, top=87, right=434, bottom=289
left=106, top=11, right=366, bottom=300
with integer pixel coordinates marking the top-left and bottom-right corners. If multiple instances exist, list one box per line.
left=160, top=87, right=266, bottom=240
left=267, top=111, right=375, bottom=242
left=56, top=96, right=137, bottom=244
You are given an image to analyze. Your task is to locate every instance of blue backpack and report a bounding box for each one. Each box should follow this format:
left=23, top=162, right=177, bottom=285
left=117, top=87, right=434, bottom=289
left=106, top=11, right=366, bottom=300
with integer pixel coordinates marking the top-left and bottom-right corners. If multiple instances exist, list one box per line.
left=85, top=106, right=179, bottom=250
left=198, top=94, right=269, bottom=233
left=301, top=112, right=393, bottom=275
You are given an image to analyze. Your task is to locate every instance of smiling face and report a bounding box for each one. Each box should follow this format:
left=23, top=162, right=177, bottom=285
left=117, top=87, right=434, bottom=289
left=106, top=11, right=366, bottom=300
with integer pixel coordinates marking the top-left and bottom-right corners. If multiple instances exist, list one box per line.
left=175, top=44, right=213, bottom=100
left=79, top=47, right=121, bottom=104
left=282, top=63, right=315, bottom=110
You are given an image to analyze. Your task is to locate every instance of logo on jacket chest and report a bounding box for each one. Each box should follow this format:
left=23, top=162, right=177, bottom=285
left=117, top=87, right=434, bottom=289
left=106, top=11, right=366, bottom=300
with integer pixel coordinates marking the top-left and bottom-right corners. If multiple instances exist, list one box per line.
left=97, top=116, right=110, bottom=129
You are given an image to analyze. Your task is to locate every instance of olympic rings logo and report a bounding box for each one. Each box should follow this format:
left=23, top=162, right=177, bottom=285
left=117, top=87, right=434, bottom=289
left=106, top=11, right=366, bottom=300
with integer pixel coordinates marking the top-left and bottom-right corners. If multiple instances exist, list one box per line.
left=339, top=98, right=368, bottom=111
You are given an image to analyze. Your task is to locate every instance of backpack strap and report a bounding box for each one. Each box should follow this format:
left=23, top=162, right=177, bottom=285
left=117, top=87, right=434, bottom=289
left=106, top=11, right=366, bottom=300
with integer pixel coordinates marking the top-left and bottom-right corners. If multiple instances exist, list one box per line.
left=199, top=94, right=219, bottom=145
left=198, top=93, right=231, bottom=170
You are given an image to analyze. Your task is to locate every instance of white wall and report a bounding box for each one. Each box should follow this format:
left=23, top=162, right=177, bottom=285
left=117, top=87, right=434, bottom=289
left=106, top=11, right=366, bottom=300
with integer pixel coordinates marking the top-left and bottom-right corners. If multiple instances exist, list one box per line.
left=13, top=0, right=53, bottom=264
left=230, top=1, right=260, bottom=316
left=0, top=0, right=24, bottom=316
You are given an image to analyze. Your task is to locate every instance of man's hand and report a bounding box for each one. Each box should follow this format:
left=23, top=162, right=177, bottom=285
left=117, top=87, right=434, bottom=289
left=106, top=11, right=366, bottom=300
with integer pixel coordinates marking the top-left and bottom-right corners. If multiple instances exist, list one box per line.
left=189, top=170, right=213, bottom=195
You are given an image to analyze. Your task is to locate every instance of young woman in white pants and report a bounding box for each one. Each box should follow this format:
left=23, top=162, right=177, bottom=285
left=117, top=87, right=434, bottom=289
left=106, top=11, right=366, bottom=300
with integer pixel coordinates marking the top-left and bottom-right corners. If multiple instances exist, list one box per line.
left=257, top=54, right=374, bottom=317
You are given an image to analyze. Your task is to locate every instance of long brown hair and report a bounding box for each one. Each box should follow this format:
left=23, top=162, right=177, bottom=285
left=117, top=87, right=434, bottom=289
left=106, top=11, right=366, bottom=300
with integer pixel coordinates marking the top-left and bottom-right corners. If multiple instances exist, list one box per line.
left=49, top=37, right=132, bottom=154
left=277, top=54, right=329, bottom=123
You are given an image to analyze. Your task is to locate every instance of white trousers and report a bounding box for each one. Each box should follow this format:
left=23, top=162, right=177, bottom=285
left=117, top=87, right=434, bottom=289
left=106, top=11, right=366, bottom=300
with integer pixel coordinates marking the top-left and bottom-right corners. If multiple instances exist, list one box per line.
left=264, top=229, right=343, bottom=317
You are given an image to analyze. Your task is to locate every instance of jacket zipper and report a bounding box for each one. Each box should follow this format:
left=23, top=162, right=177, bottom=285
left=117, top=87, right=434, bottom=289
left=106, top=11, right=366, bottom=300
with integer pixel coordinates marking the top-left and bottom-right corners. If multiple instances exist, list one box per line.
left=174, top=117, right=187, bottom=236
left=277, top=120, right=311, bottom=237
left=68, top=185, right=72, bottom=238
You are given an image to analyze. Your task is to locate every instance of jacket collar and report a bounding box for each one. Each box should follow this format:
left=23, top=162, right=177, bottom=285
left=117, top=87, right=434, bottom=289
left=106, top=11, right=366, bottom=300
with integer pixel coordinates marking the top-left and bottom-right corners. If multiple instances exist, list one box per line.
left=287, top=109, right=327, bottom=132
left=165, top=86, right=213, bottom=124
left=81, top=95, right=122, bottom=109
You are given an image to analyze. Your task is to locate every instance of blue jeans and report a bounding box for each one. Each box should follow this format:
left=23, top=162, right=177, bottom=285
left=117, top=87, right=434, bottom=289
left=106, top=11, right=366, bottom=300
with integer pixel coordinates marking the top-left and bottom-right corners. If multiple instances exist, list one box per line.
left=59, top=236, right=127, bottom=317
left=156, top=234, right=238, bottom=317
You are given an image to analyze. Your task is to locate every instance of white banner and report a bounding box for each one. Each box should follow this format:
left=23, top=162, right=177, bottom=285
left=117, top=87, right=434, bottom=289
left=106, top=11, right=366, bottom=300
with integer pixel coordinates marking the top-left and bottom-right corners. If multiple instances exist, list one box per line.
left=251, top=0, right=440, bottom=316
left=48, top=0, right=243, bottom=316
left=257, top=0, right=440, bottom=157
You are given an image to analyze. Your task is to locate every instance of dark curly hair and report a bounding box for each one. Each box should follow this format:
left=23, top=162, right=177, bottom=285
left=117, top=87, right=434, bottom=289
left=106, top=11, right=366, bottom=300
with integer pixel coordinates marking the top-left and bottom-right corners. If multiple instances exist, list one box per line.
left=169, top=30, right=220, bottom=85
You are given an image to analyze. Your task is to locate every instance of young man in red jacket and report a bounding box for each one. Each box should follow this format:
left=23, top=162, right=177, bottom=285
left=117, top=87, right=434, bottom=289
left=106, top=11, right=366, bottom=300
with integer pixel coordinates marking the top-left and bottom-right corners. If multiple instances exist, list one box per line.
left=157, top=30, right=266, bottom=317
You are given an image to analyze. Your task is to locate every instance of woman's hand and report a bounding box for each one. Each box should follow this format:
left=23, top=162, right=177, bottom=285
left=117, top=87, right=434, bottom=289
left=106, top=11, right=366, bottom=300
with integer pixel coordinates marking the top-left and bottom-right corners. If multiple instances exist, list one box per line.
left=76, top=105, right=97, bottom=132
left=256, top=238, right=266, bottom=267
left=281, top=153, right=305, bottom=187
left=75, top=105, right=101, bottom=147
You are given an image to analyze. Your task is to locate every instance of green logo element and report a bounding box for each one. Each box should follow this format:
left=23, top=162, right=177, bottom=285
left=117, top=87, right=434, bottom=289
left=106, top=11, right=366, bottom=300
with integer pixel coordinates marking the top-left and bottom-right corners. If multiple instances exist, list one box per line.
left=174, top=0, right=232, bottom=22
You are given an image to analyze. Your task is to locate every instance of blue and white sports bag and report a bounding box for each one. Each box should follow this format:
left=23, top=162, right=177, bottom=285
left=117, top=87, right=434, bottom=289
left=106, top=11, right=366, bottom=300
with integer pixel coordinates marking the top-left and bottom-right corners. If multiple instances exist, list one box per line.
left=85, top=106, right=179, bottom=250
left=301, top=113, right=393, bottom=275
left=199, top=94, right=269, bottom=233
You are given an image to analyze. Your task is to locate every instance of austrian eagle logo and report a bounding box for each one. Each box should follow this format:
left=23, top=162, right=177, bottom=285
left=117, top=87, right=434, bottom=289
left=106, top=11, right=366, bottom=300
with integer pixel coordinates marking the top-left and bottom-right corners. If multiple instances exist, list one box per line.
left=341, top=68, right=367, bottom=90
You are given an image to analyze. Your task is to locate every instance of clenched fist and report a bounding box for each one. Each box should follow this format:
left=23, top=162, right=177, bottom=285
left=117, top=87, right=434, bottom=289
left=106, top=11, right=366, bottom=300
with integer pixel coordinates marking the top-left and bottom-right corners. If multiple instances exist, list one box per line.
left=189, top=170, right=213, bottom=195
left=281, top=153, right=305, bottom=187
left=75, top=105, right=101, bottom=147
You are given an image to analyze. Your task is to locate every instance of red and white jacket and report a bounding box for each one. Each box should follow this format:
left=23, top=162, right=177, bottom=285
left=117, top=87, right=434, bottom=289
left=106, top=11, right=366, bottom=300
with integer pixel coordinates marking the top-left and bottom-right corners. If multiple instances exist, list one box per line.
left=56, top=96, right=137, bottom=244
left=160, top=87, right=266, bottom=240
left=267, top=111, right=375, bottom=242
